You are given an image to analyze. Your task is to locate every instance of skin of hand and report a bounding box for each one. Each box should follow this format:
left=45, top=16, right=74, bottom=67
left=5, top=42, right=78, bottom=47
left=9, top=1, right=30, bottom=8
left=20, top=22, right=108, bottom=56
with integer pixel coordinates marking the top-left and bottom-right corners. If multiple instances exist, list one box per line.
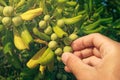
left=62, top=33, right=120, bottom=80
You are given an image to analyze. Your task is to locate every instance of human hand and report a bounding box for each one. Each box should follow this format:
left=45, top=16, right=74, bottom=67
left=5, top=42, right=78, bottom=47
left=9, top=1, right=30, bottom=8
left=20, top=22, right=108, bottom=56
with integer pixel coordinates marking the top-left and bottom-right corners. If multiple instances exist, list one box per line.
left=62, top=33, right=120, bottom=80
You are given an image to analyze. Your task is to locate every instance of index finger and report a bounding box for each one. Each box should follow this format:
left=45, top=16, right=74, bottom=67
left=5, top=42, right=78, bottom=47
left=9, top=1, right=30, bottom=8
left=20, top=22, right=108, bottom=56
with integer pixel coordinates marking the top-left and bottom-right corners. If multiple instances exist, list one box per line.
left=71, top=33, right=116, bottom=51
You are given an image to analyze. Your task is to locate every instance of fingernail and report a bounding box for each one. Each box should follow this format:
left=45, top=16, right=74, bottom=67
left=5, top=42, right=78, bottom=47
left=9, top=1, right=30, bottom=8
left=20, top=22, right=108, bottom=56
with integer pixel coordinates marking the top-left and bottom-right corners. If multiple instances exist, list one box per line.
left=62, top=53, right=69, bottom=65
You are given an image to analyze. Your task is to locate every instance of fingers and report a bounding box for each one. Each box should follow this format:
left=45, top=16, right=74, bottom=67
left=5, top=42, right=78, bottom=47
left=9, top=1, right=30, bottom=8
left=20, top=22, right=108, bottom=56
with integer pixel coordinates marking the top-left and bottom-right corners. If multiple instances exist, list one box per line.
left=74, top=48, right=93, bottom=58
left=64, top=66, right=71, bottom=72
left=72, top=33, right=115, bottom=51
left=73, top=48, right=102, bottom=67
left=74, top=47, right=101, bottom=59
left=62, top=52, right=95, bottom=79
left=82, top=56, right=102, bottom=67
left=64, top=56, right=102, bottom=72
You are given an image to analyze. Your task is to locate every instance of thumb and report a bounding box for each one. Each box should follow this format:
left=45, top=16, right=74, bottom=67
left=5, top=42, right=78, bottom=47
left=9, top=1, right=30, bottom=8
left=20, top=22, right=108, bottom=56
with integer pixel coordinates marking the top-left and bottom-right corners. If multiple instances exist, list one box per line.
left=62, top=52, right=96, bottom=79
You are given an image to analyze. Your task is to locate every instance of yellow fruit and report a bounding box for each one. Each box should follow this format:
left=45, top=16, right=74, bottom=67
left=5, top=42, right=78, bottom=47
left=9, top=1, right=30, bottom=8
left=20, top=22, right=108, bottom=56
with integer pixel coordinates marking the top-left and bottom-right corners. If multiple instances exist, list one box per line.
left=53, top=26, right=68, bottom=38
left=20, top=26, right=33, bottom=45
left=15, top=0, right=25, bottom=9
left=13, top=27, right=29, bottom=50
left=39, top=65, right=46, bottom=74
left=38, top=48, right=55, bottom=66
left=26, top=47, right=46, bottom=69
left=20, top=8, right=43, bottom=21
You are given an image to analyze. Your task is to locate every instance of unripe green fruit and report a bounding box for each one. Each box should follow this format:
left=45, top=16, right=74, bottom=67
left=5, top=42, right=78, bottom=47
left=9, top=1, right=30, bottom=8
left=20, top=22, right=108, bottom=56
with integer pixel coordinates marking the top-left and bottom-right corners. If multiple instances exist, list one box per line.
left=3, top=6, right=14, bottom=17
left=62, top=74, right=67, bottom=80
left=39, top=20, right=47, bottom=29
left=57, top=19, right=65, bottom=27
left=2, top=17, right=11, bottom=26
left=55, top=48, right=62, bottom=56
left=0, top=6, right=4, bottom=15
left=12, top=16, right=23, bottom=27
left=44, top=15, right=50, bottom=21
left=56, top=73, right=62, bottom=79
left=57, top=56, right=62, bottom=62
left=44, top=26, right=52, bottom=35
left=48, top=41, right=58, bottom=50
left=51, top=33, right=58, bottom=40
left=69, top=33, right=78, bottom=41
left=63, top=46, right=73, bottom=52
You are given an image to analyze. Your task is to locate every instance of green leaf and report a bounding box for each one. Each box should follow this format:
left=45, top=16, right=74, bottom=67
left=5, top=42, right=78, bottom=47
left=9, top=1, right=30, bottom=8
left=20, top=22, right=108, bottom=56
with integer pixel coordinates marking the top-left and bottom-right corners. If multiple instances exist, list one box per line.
left=3, top=42, right=13, bottom=54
